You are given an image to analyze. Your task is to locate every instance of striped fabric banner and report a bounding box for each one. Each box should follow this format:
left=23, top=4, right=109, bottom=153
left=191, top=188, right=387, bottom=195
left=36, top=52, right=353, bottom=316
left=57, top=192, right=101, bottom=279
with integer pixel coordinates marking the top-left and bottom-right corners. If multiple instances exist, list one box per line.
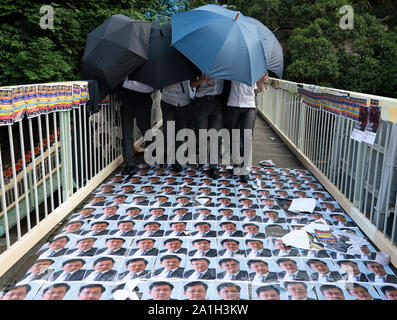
left=314, top=229, right=338, bottom=243
left=307, top=232, right=324, bottom=250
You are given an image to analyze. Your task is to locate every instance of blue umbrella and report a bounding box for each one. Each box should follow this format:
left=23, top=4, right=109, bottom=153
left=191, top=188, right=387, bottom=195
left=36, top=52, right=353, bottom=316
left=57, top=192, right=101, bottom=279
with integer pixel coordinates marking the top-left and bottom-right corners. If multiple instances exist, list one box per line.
left=245, top=17, right=284, bottom=79
left=171, top=4, right=267, bottom=86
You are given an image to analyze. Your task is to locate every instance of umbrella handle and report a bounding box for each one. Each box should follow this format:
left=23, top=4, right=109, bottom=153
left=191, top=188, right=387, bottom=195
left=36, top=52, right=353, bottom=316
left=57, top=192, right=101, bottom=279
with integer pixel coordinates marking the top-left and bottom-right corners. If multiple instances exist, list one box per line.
left=235, top=12, right=240, bottom=20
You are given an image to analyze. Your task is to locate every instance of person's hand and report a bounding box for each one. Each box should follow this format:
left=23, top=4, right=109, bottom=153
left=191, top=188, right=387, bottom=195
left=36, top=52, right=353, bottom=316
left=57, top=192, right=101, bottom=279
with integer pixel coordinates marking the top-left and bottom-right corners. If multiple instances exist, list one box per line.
left=260, top=73, right=269, bottom=83
left=123, top=75, right=128, bottom=81
left=200, top=74, right=211, bottom=82
left=256, top=81, right=265, bottom=93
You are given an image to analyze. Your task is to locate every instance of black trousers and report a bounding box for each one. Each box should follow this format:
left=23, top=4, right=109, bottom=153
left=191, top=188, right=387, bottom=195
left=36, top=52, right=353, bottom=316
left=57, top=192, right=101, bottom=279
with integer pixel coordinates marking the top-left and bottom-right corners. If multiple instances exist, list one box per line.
left=161, top=100, right=189, bottom=165
left=194, top=95, right=224, bottom=168
left=223, top=106, right=256, bottom=166
left=120, top=89, right=152, bottom=166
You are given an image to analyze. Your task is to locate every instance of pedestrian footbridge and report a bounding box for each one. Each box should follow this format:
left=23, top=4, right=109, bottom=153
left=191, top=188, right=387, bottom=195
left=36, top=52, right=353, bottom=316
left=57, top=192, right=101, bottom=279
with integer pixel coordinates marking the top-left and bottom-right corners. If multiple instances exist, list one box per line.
left=0, top=79, right=396, bottom=300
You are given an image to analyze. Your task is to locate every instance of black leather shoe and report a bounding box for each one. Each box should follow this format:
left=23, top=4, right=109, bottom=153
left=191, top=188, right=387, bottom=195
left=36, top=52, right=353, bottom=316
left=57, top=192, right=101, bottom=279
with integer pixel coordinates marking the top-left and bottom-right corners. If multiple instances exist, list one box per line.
left=239, top=175, right=249, bottom=182
left=209, top=168, right=219, bottom=179
left=121, top=165, right=135, bottom=175
left=172, top=163, right=182, bottom=172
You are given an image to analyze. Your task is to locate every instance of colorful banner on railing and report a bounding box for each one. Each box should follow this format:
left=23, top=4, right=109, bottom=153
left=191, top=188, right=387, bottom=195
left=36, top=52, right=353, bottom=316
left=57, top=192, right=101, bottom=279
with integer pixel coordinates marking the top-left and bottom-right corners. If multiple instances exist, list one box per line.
left=0, top=81, right=91, bottom=126
left=297, top=86, right=369, bottom=120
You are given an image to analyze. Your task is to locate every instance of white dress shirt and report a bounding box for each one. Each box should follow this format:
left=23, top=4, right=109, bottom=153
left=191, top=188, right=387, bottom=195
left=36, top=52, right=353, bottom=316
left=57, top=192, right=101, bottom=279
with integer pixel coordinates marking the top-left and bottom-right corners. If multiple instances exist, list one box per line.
left=122, top=80, right=153, bottom=93
left=247, top=249, right=262, bottom=258
left=161, top=81, right=190, bottom=107
left=193, top=249, right=210, bottom=257
left=318, top=273, right=331, bottom=282
left=84, top=271, right=103, bottom=281
left=39, top=248, right=64, bottom=258
left=157, top=267, right=177, bottom=278
left=223, top=271, right=240, bottom=280
left=283, top=271, right=300, bottom=280
left=227, top=81, right=256, bottom=108
left=374, top=275, right=386, bottom=283
left=57, top=270, right=79, bottom=281
left=253, top=272, right=269, bottom=283
left=188, top=270, right=205, bottom=280
left=196, top=214, right=209, bottom=221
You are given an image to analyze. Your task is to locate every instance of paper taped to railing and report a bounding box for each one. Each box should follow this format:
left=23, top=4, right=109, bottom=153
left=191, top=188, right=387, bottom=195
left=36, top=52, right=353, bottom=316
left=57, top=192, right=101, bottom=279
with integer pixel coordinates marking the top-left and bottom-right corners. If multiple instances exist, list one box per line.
left=288, top=198, right=317, bottom=213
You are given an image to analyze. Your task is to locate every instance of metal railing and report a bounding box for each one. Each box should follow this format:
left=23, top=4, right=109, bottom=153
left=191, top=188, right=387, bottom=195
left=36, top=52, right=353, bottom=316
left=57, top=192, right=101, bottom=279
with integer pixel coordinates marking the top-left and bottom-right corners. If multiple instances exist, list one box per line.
left=256, top=78, right=397, bottom=265
left=0, top=82, right=162, bottom=277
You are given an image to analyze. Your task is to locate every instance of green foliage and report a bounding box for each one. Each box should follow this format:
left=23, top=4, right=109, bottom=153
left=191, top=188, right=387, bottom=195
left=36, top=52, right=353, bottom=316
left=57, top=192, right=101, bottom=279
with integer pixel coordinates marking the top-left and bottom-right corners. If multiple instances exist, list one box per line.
left=0, top=0, right=186, bottom=86
left=1, top=0, right=396, bottom=98
left=221, top=0, right=397, bottom=98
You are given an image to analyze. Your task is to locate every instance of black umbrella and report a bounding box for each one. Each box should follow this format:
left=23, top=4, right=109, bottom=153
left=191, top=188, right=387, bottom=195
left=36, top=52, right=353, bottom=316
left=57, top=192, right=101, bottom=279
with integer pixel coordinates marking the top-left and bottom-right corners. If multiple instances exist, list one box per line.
left=81, top=14, right=152, bottom=98
left=129, top=22, right=200, bottom=89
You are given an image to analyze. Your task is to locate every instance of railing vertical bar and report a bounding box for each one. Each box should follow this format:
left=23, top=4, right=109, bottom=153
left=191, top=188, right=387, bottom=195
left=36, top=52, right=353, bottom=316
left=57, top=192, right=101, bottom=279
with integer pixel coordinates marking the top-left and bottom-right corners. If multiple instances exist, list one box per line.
left=18, top=121, right=31, bottom=232
left=363, top=144, right=373, bottom=217
left=324, top=112, right=331, bottom=179
left=83, top=103, right=89, bottom=183
left=375, top=123, right=390, bottom=228
left=78, top=105, right=84, bottom=187
left=72, top=108, right=79, bottom=189
left=307, top=107, right=313, bottom=162
left=342, top=119, right=351, bottom=194
left=93, top=111, right=97, bottom=177
left=8, top=125, right=21, bottom=239
left=348, top=136, right=356, bottom=201
left=108, top=99, right=113, bottom=163
left=37, top=116, right=48, bottom=218
left=68, top=110, right=74, bottom=194
left=316, top=108, right=322, bottom=167
left=319, top=110, right=326, bottom=173
left=307, top=108, right=314, bottom=163
left=391, top=195, right=397, bottom=243
left=0, top=145, right=11, bottom=248
left=105, top=103, right=109, bottom=166
left=290, top=94, right=296, bottom=145
left=101, top=107, right=104, bottom=171
left=339, top=117, right=348, bottom=190
left=88, top=109, right=93, bottom=180
left=358, top=144, right=368, bottom=212
left=381, top=123, right=396, bottom=236
left=53, top=113, right=62, bottom=204
left=369, top=123, right=383, bottom=222
left=45, top=113, right=55, bottom=212
left=28, top=118, right=40, bottom=225
left=303, top=105, right=308, bottom=155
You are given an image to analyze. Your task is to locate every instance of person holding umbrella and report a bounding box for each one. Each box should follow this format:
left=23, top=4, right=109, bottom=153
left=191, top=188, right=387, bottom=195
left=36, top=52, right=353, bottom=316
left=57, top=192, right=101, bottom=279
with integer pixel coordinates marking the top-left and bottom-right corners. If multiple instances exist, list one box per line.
left=120, top=78, right=154, bottom=175
left=160, top=80, right=192, bottom=172
left=223, top=73, right=268, bottom=180
left=190, top=73, right=225, bottom=179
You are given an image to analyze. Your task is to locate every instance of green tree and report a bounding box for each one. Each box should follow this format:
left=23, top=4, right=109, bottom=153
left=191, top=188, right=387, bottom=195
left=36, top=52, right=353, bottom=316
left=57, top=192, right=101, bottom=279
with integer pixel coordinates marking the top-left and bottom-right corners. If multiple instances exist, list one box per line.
left=218, top=0, right=397, bottom=98
left=0, top=0, right=187, bottom=86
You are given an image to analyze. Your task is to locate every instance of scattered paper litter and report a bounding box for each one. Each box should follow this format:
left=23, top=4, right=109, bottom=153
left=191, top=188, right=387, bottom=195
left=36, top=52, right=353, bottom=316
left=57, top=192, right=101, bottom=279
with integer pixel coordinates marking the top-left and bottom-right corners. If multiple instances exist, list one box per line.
left=288, top=198, right=317, bottom=214
left=375, top=252, right=390, bottom=266
left=281, top=229, right=311, bottom=250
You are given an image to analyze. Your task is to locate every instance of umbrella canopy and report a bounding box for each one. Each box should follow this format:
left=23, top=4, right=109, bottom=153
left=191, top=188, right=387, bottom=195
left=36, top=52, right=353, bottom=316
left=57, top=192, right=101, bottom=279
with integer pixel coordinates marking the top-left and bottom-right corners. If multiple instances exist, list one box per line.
left=171, top=4, right=267, bottom=86
left=245, top=17, right=284, bottom=78
left=81, top=14, right=152, bottom=97
left=129, top=22, right=200, bottom=89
